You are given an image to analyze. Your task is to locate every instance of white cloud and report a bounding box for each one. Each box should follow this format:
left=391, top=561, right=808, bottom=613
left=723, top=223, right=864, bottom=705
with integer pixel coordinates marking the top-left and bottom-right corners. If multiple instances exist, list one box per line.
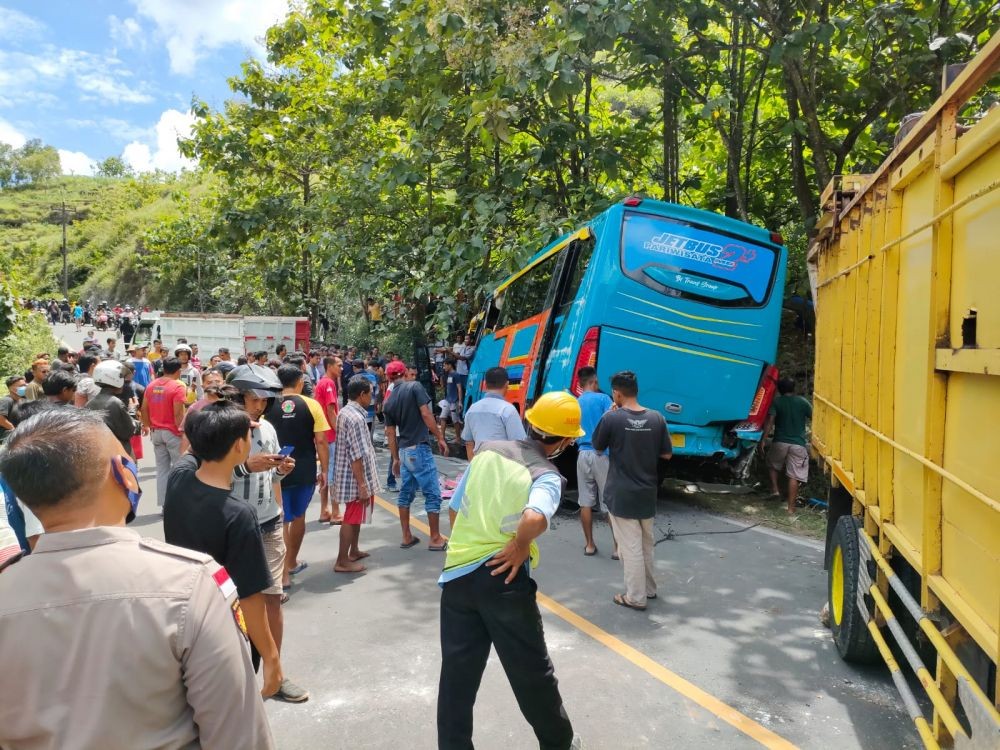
left=0, top=6, right=45, bottom=41
left=123, top=109, right=197, bottom=173
left=0, top=117, right=26, bottom=148
left=58, top=149, right=97, bottom=176
left=109, top=15, right=145, bottom=50
left=0, top=47, right=153, bottom=106
left=132, top=0, right=290, bottom=75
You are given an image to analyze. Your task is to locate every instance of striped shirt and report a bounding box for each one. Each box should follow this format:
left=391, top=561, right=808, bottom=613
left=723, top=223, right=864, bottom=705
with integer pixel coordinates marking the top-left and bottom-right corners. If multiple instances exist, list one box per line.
left=333, top=401, right=381, bottom=503
left=230, top=419, right=282, bottom=525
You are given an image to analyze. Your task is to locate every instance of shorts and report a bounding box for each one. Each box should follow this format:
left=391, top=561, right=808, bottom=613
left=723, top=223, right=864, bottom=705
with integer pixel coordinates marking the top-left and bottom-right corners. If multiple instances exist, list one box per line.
left=767, top=442, right=809, bottom=483
left=576, top=450, right=609, bottom=510
left=438, top=399, right=461, bottom=422
left=397, top=443, right=442, bottom=514
left=327, top=441, right=336, bottom=484
left=343, top=498, right=374, bottom=525
left=261, top=521, right=286, bottom=595
left=283, top=484, right=316, bottom=522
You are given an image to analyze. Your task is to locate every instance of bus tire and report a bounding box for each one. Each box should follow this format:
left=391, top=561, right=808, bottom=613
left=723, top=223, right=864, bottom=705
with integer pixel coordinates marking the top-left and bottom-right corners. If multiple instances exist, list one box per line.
left=828, top=515, right=879, bottom=664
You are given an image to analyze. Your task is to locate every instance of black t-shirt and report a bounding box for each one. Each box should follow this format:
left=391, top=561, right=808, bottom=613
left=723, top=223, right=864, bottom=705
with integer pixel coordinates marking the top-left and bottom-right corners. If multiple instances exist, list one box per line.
left=163, top=454, right=272, bottom=598
left=591, top=407, right=671, bottom=520
left=383, top=380, right=432, bottom=450
left=265, top=394, right=320, bottom=487
left=0, top=396, right=15, bottom=442
left=84, top=390, right=136, bottom=454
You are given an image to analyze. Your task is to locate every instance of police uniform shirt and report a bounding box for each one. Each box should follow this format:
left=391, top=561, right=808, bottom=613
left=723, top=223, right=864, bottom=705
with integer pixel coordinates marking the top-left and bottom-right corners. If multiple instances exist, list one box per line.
left=0, top=526, right=274, bottom=750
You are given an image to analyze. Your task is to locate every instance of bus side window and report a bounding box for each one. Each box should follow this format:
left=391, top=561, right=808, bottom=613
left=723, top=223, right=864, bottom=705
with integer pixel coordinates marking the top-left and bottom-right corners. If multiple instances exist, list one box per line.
left=496, top=252, right=560, bottom=329
left=557, top=237, right=596, bottom=315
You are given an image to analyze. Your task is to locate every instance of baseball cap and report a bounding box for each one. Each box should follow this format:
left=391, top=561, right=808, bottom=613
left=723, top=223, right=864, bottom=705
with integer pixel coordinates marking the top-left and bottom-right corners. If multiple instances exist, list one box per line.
left=386, top=360, right=406, bottom=378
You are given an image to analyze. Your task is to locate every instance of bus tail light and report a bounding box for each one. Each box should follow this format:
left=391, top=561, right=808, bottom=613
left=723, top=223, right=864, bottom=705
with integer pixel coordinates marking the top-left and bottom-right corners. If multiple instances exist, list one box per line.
left=569, top=327, right=601, bottom=396
left=623, top=196, right=643, bottom=207
left=769, top=231, right=784, bottom=245
left=744, top=364, right=779, bottom=430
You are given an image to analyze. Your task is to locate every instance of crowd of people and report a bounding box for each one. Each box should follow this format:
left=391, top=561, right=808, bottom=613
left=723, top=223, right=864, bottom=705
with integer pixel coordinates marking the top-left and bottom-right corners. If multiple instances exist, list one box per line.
left=0, top=312, right=810, bottom=749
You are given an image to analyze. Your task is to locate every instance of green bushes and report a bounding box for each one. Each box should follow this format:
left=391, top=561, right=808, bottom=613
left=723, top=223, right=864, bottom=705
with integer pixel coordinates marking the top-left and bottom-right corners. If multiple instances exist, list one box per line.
left=0, top=311, right=57, bottom=379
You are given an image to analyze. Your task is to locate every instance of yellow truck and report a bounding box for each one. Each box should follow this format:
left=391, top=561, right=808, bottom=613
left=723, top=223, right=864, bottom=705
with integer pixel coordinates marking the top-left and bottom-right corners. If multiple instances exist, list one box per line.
left=808, top=32, right=1000, bottom=749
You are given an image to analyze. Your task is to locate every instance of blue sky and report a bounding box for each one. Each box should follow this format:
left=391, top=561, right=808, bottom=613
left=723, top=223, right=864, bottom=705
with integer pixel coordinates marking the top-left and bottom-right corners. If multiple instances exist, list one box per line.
left=0, top=0, right=290, bottom=174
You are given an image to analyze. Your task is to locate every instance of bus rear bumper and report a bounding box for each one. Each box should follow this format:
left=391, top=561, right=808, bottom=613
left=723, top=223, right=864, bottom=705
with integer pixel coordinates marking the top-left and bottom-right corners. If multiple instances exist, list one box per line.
left=668, top=425, right=757, bottom=460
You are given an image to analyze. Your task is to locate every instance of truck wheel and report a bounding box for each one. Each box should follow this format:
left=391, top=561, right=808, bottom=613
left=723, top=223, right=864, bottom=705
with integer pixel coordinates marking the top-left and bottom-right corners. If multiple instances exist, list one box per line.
left=828, top=515, right=879, bottom=663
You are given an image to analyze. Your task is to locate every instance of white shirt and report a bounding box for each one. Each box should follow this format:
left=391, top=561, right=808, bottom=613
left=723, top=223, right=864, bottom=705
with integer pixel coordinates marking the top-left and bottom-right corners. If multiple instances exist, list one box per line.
left=453, top=344, right=475, bottom=375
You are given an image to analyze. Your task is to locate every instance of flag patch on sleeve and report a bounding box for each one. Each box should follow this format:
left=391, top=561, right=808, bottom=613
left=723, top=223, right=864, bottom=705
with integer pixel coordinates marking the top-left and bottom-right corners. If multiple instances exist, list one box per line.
left=212, top=567, right=237, bottom=599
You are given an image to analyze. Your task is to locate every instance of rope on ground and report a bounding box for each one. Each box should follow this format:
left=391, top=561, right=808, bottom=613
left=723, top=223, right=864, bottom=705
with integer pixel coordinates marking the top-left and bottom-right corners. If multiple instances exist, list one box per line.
left=654, top=516, right=801, bottom=545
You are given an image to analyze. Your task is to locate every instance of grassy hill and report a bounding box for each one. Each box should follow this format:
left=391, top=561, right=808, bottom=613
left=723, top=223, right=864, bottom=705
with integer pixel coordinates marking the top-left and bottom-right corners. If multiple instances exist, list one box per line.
left=0, top=174, right=207, bottom=305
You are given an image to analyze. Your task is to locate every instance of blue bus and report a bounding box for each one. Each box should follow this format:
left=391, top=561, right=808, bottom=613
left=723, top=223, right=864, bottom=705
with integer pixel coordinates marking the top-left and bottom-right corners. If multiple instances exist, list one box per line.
left=465, top=196, right=787, bottom=479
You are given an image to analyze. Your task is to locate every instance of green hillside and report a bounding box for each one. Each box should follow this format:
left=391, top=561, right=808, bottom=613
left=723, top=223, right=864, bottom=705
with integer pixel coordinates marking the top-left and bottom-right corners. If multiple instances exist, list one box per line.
left=0, top=174, right=207, bottom=305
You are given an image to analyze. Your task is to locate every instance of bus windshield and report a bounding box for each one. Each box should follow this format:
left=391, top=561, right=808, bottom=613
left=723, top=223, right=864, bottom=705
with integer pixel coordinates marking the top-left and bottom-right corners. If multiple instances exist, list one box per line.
left=620, top=212, right=777, bottom=306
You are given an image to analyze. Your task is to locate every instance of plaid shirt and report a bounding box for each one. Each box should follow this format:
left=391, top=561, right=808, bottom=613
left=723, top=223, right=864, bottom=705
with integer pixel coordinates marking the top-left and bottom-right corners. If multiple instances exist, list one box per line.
left=333, top=401, right=381, bottom=503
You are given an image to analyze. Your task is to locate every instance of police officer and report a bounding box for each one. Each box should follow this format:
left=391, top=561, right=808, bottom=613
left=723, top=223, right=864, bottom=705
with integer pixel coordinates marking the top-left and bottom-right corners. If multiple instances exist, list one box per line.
left=437, top=391, right=585, bottom=750
left=0, top=409, right=274, bottom=749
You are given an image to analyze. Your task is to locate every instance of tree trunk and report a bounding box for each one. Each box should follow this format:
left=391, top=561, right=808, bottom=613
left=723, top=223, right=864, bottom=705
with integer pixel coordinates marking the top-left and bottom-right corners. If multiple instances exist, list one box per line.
left=782, top=73, right=818, bottom=234
left=661, top=66, right=679, bottom=203
left=582, top=69, right=592, bottom=186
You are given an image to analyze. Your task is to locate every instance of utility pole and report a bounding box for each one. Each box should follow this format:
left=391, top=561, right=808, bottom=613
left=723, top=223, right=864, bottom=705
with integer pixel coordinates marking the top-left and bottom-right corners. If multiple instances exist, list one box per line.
left=52, top=201, right=77, bottom=298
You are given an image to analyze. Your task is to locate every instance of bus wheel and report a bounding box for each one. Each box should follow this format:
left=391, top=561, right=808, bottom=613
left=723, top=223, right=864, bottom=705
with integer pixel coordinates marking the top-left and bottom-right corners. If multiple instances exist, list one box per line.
left=828, top=515, right=879, bottom=664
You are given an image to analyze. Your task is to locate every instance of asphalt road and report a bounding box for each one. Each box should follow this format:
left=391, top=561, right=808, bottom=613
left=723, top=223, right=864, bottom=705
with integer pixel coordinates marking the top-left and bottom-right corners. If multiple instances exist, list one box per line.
left=51, top=323, right=917, bottom=749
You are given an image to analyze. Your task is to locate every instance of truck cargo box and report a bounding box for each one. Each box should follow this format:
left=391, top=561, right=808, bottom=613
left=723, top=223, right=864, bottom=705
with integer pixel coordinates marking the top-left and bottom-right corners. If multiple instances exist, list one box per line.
left=808, top=33, right=1000, bottom=748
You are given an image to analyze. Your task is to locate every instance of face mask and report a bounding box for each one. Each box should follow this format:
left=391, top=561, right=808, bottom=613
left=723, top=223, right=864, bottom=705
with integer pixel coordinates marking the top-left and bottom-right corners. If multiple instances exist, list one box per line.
left=15, top=386, right=26, bottom=397
left=549, top=439, right=574, bottom=460
left=111, top=456, right=142, bottom=523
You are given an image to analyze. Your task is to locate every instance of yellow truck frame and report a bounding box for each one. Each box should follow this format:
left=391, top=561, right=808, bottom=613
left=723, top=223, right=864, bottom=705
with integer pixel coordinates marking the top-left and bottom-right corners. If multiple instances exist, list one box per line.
left=808, top=31, right=1000, bottom=749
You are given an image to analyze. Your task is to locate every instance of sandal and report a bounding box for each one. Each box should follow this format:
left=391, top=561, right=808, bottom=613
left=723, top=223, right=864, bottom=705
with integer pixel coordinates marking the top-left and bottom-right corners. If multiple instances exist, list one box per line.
left=613, top=593, right=646, bottom=611
left=584, top=546, right=598, bottom=557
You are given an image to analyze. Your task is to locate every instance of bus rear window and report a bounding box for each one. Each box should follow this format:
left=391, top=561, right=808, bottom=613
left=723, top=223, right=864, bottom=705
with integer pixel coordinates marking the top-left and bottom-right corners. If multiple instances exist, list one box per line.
left=620, top=212, right=777, bottom=305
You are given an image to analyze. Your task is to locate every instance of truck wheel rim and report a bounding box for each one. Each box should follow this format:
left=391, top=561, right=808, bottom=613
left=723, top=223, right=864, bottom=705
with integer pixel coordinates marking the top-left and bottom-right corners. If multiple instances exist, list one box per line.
left=831, top=545, right=845, bottom=626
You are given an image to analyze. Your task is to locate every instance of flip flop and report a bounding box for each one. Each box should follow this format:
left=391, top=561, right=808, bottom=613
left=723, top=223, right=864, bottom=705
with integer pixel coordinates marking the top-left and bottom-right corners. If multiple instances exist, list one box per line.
left=584, top=547, right=598, bottom=556
left=289, top=561, right=308, bottom=575
left=613, top=593, right=646, bottom=611
left=611, top=552, right=620, bottom=561
left=428, top=543, right=448, bottom=552
left=400, top=538, right=421, bottom=549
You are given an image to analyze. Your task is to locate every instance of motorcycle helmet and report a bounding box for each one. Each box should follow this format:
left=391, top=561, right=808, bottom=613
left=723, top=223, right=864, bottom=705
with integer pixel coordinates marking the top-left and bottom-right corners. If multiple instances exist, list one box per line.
left=174, top=344, right=193, bottom=356
left=93, top=360, right=126, bottom=389
left=228, top=364, right=281, bottom=397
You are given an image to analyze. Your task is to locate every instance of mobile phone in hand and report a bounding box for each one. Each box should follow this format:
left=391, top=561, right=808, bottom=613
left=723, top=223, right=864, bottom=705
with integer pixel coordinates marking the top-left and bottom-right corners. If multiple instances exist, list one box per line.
left=278, top=446, right=295, bottom=457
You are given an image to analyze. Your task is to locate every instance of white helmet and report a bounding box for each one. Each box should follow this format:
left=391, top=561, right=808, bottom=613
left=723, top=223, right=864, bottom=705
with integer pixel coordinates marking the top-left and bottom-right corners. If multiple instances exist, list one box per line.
left=174, top=344, right=192, bottom=356
left=93, top=360, right=125, bottom=388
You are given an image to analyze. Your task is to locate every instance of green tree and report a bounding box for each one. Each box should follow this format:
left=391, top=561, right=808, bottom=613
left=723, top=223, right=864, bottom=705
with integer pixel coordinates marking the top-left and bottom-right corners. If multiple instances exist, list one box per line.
left=0, top=143, right=15, bottom=188
left=15, top=139, right=61, bottom=184
left=96, top=156, right=133, bottom=179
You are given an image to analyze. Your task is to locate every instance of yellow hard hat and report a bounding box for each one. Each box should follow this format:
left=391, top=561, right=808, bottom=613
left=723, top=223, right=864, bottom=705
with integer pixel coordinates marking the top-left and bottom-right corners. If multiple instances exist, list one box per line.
left=525, top=391, right=586, bottom=438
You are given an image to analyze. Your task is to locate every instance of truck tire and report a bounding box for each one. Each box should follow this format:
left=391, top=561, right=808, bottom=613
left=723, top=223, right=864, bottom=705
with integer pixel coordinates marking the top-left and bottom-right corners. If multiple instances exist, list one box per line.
left=828, top=515, right=879, bottom=663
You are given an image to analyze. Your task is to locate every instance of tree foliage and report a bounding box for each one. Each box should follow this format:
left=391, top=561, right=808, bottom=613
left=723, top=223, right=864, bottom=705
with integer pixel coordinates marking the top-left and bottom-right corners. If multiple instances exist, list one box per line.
left=0, top=139, right=61, bottom=188
left=38, top=2, right=998, bottom=335
left=96, top=156, right=134, bottom=179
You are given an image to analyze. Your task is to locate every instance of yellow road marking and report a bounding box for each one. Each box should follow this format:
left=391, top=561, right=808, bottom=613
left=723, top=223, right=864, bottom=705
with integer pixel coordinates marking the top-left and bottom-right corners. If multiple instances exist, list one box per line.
left=372, top=494, right=798, bottom=749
